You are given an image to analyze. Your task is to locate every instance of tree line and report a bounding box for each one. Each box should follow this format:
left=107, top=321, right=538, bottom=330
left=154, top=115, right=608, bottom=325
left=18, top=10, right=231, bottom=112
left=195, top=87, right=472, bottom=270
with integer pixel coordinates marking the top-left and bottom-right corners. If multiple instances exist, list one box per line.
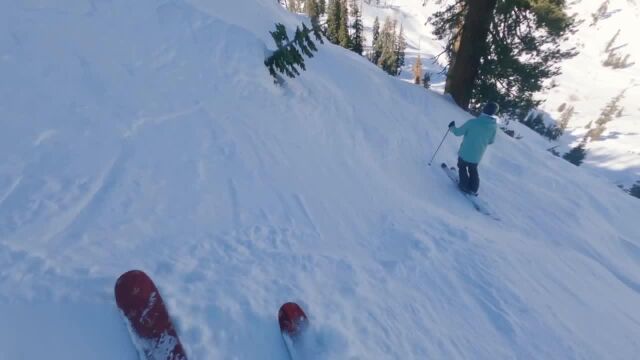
left=273, top=0, right=407, bottom=77
left=274, top=0, right=576, bottom=121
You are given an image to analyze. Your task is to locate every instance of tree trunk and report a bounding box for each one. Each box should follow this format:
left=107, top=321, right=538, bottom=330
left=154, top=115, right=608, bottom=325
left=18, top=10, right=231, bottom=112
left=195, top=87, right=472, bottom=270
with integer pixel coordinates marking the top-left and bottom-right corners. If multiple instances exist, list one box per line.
left=445, top=0, right=497, bottom=110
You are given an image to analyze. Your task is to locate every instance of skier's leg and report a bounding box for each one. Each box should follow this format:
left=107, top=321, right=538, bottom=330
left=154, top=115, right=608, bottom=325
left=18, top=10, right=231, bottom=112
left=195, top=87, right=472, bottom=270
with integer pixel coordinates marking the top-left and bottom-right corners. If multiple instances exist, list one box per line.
left=457, top=157, right=470, bottom=192
left=468, top=162, right=479, bottom=193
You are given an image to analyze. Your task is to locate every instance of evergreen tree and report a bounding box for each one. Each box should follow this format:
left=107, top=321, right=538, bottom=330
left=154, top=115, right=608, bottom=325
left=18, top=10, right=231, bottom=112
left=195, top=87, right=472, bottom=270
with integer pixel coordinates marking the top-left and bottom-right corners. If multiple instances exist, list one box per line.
left=288, top=0, right=302, bottom=12
left=377, top=17, right=398, bottom=75
left=305, top=0, right=321, bottom=29
left=350, top=0, right=364, bottom=55
left=563, top=142, right=587, bottom=166
left=629, top=181, right=640, bottom=199
left=413, top=54, right=423, bottom=84
left=423, top=72, right=431, bottom=89
left=338, top=0, right=352, bottom=48
left=265, top=22, right=323, bottom=83
left=395, top=23, right=407, bottom=75
left=558, top=105, right=574, bottom=131
left=596, top=90, right=626, bottom=127
left=318, top=0, right=326, bottom=15
left=326, top=0, right=341, bottom=43
left=586, top=89, right=626, bottom=141
left=431, top=0, right=576, bottom=117
left=371, top=16, right=381, bottom=63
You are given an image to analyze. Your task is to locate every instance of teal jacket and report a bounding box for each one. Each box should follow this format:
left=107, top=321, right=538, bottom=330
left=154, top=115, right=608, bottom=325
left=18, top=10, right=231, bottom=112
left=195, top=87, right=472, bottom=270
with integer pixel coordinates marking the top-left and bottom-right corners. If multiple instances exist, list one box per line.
left=451, top=114, right=497, bottom=164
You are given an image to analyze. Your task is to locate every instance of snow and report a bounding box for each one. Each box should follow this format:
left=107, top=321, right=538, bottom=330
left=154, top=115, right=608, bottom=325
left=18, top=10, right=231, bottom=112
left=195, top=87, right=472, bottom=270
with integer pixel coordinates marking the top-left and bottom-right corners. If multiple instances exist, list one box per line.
left=536, top=0, right=640, bottom=188
left=1, top=0, right=640, bottom=359
left=360, top=0, right=640, bottom=189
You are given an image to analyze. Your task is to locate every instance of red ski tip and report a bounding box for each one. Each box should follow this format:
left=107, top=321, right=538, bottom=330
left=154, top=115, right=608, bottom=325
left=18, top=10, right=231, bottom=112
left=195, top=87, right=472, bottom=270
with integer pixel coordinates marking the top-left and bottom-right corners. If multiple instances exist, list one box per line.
left=278, top=302, right=309, bottom=337
left=114, top=270, right=188, bottom=360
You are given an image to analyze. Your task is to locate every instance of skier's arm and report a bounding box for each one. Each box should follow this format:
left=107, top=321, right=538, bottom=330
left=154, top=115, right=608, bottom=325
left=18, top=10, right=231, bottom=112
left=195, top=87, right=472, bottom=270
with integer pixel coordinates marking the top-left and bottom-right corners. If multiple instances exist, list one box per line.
left=451, top=120, right=470, bottom=136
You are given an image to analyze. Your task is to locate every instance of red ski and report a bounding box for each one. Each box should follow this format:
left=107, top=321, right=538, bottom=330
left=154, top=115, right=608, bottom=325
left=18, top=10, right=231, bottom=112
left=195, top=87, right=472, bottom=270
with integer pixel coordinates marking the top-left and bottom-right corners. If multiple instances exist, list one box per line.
left=115, top=270, right=187, bottom=360
left=278, top=302, right=309, bottom=359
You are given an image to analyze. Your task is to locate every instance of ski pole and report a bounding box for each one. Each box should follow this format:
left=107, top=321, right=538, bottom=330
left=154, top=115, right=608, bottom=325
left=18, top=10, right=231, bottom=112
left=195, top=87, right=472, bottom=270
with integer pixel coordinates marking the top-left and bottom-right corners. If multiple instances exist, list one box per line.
left=427, top=128, right=450, bottom=166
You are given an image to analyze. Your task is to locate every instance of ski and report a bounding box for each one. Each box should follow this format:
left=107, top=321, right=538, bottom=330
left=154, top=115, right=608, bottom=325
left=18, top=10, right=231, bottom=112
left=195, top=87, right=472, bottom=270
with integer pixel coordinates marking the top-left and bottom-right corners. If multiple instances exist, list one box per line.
left=440, top=162, right=499, bottom=220
left=278, top=302, right=309, bottom=359
left=115, top=270, right=188, bottom=360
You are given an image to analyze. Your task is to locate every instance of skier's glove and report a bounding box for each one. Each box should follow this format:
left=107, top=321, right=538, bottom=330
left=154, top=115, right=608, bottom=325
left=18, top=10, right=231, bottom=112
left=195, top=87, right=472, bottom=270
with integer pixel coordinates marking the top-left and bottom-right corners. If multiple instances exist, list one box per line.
left=448, top=121, right=455, bottom=129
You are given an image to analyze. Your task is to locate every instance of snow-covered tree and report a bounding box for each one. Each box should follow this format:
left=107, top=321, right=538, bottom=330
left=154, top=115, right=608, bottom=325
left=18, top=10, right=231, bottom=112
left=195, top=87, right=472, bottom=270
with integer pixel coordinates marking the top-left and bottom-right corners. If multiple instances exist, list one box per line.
left=338, top=0, right=351, bottom=48
left=395, top=24, right=406, bottom=75
left=326, top=0, right=341, bottom=43
left=349, top=0, right=364, bottom=55
left=377, top=18, right=398, bottom=75
left=370, top=16, right=381, bottom=63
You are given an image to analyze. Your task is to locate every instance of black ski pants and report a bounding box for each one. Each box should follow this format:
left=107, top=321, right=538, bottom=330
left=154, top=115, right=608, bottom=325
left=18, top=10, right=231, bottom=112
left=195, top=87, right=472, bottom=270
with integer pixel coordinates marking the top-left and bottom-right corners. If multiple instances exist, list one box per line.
left=458, top=157, right=479, bottom=193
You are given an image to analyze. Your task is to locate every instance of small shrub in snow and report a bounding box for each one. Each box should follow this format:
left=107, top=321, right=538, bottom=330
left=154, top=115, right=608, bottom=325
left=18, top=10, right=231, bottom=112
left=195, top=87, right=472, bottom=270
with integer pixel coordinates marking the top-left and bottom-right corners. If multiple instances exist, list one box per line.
left=604, top=30, right=620, bottom=52
left=548, top=146, right=560, bottom=157
left=557, top=103, right=567, bottom=112
left=521, top=111, right=563, bottom=141
left=602, top=30, right=635, bottom=69
left=502, top=128, right=516, bottom=138
left=629, top=182, right=640, bottom=199
left=591, top=0, right=610, bottom=26
left=563, top=143, right=587, bottom=166
left=558, top=105, right=574, bottom=131
left=423, top=72, right=431, bottom=89
left=586, top=89, right=626, bottom=141
left=603, top=52, right=635, bottom=69
left=585, top=126, right=606, bottom=141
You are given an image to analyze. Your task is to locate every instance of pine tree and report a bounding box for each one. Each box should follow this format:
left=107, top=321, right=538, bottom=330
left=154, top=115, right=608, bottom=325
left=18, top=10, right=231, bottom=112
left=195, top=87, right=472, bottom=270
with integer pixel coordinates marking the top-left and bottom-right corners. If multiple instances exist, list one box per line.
left=629, top=181, right=640, bottom=199
left=265, top=22, right=323, bottom=83
left=395, top=23, right=407, bottom=75
left=423, top=72, right=431, bottom=89
left=288, top=0, right=301, bottom=12
left=558, top=105, right=574, bottom=131
left=431, top=0, right=576, bottom=116
left=326, top=0, right=341, bottom=43
left=371, top=16, right=381, bottom=63
left=563, top=142, right=587, bottom=166
left=377, top=17, right=398, bottom=75
left=349, top=0, right=364, bottom=55
left=306, top=0, right=321, bottom=29
left=413, top=54, right=423, bottom=84
left=318, top=0, right=326, bottom=15
left=338, top=0, right=351, bottom=48
left=586, top=89, right=626, bottom=141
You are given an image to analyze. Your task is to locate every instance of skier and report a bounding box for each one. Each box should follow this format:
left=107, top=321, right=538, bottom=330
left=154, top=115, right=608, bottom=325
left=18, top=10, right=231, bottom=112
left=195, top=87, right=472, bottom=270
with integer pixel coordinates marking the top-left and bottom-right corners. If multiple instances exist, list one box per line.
left=447, top=102, right=499, bottom=195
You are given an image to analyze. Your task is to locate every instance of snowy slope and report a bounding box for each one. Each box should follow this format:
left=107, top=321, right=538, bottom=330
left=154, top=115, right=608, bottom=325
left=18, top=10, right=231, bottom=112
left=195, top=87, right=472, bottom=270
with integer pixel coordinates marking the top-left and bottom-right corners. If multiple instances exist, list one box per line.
left=540, top=0, right=640, bottom=188
left=1, top=0, right=640, bottom=359
left=360, top=0, right=640, bottom=190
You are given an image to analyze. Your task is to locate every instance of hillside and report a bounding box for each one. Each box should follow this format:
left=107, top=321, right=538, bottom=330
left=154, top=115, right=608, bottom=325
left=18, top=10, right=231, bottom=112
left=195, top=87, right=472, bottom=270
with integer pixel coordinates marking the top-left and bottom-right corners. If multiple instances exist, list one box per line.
left=1, top=0, right=640, bottom=359
left=541, top=0, right=640, bottom=189
left=358, top=0, right=640, bottom=192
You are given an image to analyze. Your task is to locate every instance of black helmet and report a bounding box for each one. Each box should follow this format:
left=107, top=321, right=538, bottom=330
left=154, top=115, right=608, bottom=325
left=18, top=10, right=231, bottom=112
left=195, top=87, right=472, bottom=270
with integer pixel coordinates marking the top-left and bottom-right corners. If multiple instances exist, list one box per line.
left=482, top=102, right=499, bottom=116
